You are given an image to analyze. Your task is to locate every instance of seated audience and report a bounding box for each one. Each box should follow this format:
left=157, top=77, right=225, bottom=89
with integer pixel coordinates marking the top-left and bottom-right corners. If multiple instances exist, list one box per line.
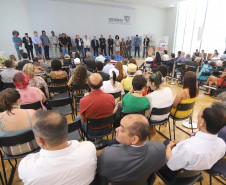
left=177, top=51, right=186, bottom=63
left=103, top=59, right=114, bottom=75
left=161, top=50, right=169, bottom=62
left=121, top=75, right=150, bottom=117
left=211, top=50, right=220, bottom=60
left=37, top=54, right=50, bottom=71
left=63, top=54, right=72, bottom=66
left=166, top=53, right=175, bottom=73
left=96, top=61, right=109, bottom=81
left=198, top=61, right=215, bottom=81
left=139, top=52, right=154, bottom=71
left=146, top=71, right=173, bottom=121
left=9, top=54, right=18, bottom=67
left=83, top=51, right=95, bottom=64
left=101, top=68, right=125, bottom=103
left=129, top=58, right=139, bottom=69
left=13, top=72, right=46, bottom=109
left=1, top=60, right=18, bottom=83
left=154, top=52, right=162, bottom=66
left=70, top=58, right=92, bottom=77
left=78, top=73, right=115, bottom=135
left=185, top=53, right=192, bottom=61
left=157, top=65, right=168, bottom=86
left=204, top=72, right=226, bottom=95
left=18, top=110, right=97, bottom=185
left=67, top=65, right=89, bottom=96
left=159, top=103, right=226, bottom=179
left=171, top=71, right=198, bottom=118
left=216, top=60, right=226, bottom=72
left=23, top=63, right=49, bottom=99
left=17, top=52, right=32, bottom=71
left=97, top=114, right=166, bottom=183
left=95, top=51, right=106, bottom=63
left=121, top=64, right=137, bottom=91
left=33, top=59, right=48, bottom=80
left=48, top=59, right=68, bottom=80
left=115, top=61, right=124, bottom=82
left=110, top=54, right=116, bottom=64
left=0, top=88, right=38, bottom=156
left=218, top=92, right=226, bottom=143
left=122, top=59, right=128, bottom=76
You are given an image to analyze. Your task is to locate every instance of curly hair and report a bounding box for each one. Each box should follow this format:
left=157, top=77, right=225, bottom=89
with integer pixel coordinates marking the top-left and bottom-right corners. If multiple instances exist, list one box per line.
left=0, top=89, right=21, bottom=115
left=73, top=65, right=88, bottom=86
left=12, top=30, right=19, bottom=36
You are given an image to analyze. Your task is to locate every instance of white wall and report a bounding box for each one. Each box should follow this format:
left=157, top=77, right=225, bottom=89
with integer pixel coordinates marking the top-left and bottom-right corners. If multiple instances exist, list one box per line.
left=0, top=0, right=33, bottom=58
left=165, top=6, right=178, bottom=54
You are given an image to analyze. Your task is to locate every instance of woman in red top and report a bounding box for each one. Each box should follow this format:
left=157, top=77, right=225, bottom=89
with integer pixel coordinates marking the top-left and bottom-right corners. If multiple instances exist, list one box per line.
left=204, top=72, right=226, bottom=95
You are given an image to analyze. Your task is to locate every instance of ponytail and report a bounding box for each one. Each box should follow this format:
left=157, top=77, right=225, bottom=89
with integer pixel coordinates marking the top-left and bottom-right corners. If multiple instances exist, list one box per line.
left=149, top=71, right=163, bottom=89
left=112, top=71, right=116, bottom=85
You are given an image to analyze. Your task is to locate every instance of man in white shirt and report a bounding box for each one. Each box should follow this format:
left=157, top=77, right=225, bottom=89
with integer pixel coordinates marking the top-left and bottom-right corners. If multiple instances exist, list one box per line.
left=103, top=58, right=114, bottom=75
left=139, top=53, right=153, bottom=71
left=84, top=35, right=90, bottom=57
left=110, top=54, right=116, bottom=64
left=18, top=110, right=97, bottom=185
left=161, top=50, right=169, bottom=62
left=95, top=51, right=106, bottom=63
left=159, top=103, right=226, bottom=179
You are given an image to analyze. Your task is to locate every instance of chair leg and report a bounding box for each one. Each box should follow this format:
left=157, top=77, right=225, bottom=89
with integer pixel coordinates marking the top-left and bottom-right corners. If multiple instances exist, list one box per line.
left=0, top=171, right=4, bottom=185
left=190, top=116, right=194, bottom=133
left=168, top=120, right=171, bottom=140
left=173, top=119, right=176, bottom=140
left=0, top=151, right=7, bottom=185
left=7, top=159, right=17, bottom=185
left=209, top=173, right=212, bottom=185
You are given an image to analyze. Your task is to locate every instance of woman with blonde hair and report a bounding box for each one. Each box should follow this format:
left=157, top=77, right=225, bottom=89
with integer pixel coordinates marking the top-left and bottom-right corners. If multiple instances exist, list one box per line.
left=9, top=54, right=18, bottom=67
left=22, top=63, right=49, bottom=99
left=115, top=61, right=125, bottom=82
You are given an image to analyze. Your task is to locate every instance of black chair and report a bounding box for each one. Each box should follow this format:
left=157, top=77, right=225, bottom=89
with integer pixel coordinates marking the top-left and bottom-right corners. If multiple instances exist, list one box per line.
left=124, top=90, right=129, bottom=94
left=67, top=119, right=84, bottom=141
left=149, top=105, right=173, bottom=140
left=46, top=97, right=75, bottom=120
left=83, top=58, right=96, bottom=72
left=20, top=101, right=43, bottom=110
left=71, top=84, right=90, bottom=116
left=50, top=78, right=68, bottom=85
left=198, top=71, right=211, bottom=87
left=206, top=156, right=226, bottom=185
left=109, top=91, right=121, bottom=100
left=157, top=169, right=202, bottom=185
left=86, top=113, right=116, bottom=140
left=62, top=66, right=70, bottom=74
left=63, top=59, right=72, bottom=66
left=120, top=109, right=145, bottom=119
left=4, top=83, right=16, bottom=89
left=169, top=102, right=196, bottom=140
left=49, top=85, right=70, bottom=100
left=0, top=130, right=40, bottom=185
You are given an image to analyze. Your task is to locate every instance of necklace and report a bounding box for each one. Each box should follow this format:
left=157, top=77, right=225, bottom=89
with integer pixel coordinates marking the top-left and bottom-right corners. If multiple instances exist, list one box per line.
left=133, top=91, right=142, bottom=94
left=12, top=107, right=20, bottom=109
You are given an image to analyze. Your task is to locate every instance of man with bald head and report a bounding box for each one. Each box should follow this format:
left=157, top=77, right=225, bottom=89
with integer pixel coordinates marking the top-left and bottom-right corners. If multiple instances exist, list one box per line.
left=78, top=73, right=115, bottom=136
left=158, top=103, right=226, bottom=180
left=97, top=114, right=166, bottom=184
left=18, top=110, right=97, bottom=185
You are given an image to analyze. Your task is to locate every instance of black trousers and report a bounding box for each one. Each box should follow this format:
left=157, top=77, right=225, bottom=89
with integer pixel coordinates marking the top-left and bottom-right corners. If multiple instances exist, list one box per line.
left=26, top=47, right=34, bottom=60
left=100, top=46, right=107, bottom=56
left=135, top=46, right=140, bottom=57
left=44, top=46, right=49, bottom=59
left=93, top=47, right=99, bottom=56
left=108, top=47, right=113, bottom=56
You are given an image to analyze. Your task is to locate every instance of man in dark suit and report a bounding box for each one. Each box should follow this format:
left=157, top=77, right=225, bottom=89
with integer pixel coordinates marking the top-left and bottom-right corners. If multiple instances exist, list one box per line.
left=22, top=33, right=34, bottom=60
left=91, top=36, right=99, bottom=56
left=143, top=35, right=149, bottom=58
left=97, top=114, right=166, bottom=184
left=99, top=34, right=107, bottom=56
left=66, top=34, right=72, bottom=56
left=17, top=52, right=32, bottom=71
left=108, top=35, right=114, bottom=56
left=75, top=35, right=84, bottom=57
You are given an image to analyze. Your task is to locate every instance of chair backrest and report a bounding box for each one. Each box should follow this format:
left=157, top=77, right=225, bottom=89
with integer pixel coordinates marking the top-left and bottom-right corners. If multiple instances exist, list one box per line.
left=49, top=85, right=69, bottom=93
left=51, top=78, right=68, bottom=84
left=124, top=90, right=129, bottom=94
left=176, top=102, right=196, bottom=112
left=63, top=59, right=72, bottom=66
left=67, top=119, right=83, bottom=141
left=47, top=97, right=72, bottom=108
left=109, top=91, right=121, bottom=99
left=71, top=84, right=90, bottom=91
left=120, top=109, right=146, bottom=119
left=83, top=58, right=96, bottom=71
left=21, top=101, right=43, bottom=110
left=87, top=113, right=116, bottom=129
left=4, top=83, right=16, bottom=89
left=0, top=130, right=35, bottom=147
left=151, top=104, right=173, bottom=116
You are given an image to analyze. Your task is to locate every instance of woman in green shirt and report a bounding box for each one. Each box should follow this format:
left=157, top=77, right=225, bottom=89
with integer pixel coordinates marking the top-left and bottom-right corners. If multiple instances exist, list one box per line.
left=122, top=75, right=150, bottom=117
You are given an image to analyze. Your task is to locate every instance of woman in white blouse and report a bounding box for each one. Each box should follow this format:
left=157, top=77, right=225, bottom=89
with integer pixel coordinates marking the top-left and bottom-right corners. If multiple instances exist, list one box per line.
left=101, top=68, right=125, bottom=103
left=146, top=71, right=173, bottom=122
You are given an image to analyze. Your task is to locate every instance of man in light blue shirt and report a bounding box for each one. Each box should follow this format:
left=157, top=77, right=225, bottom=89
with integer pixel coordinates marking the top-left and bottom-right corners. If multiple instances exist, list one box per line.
left=12, top=30, right=23, bottom=60
left=102, top=59, right=114, bottom=75
left=32, top=31, right=42, bottom=56
left=177, top=51, right=186, bottom=63
left=95, top=52, right=106, bottom=63
left=134, top=35, right=141, bottom=58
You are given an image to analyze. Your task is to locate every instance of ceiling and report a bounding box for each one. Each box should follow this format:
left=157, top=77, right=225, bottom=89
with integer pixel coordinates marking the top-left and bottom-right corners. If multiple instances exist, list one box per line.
left=51, top=0, right=186, bottom=9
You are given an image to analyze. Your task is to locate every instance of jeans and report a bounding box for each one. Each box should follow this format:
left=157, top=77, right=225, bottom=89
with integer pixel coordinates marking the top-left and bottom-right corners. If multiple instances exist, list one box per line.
left=108, top=46, right=113, bottom=56
left=15, top=48, right=22, bottom=60
left=34, top=44, right=42, bottom=56
left=44, top=46, right=49, bottom=59
left=84, top=48, right=90, bottom=57
left=26, top=47, right=34, bottom=60
left=134, top=46, right=140, bottom=57
left=78, top=46, right=84, bottom=57
left=143, top=46, right=148, bottom=58
left=61, top=47, right=68, bottom=58
left=75, top=116, right=112, bottom=136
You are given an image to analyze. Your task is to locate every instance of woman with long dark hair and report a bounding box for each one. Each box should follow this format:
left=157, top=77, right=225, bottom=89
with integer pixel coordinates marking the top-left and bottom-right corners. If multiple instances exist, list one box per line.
left=171, top=71, right=198, bottom=118
left=153, top=52, right=162, bottom=66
